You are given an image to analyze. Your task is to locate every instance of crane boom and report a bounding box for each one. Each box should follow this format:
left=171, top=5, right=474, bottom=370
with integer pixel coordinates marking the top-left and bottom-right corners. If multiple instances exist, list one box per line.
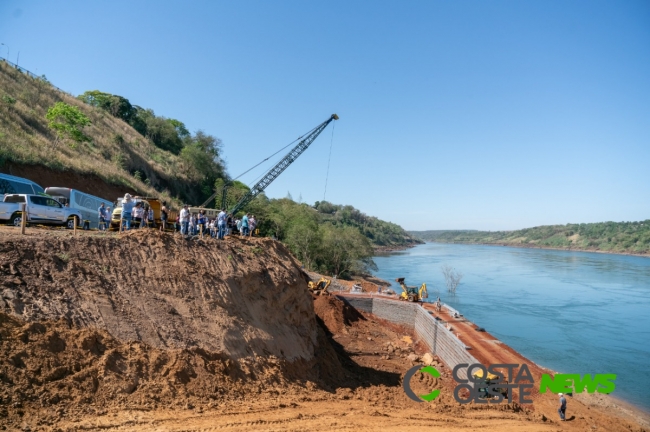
left=228, top=114, right=338, bottom=215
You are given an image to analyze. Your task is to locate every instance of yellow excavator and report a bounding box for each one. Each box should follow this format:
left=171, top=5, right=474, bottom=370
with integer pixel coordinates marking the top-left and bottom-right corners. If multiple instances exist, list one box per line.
left=308, top=277, right=331, bottom=296
left=396, top=277, right=428, bottom=302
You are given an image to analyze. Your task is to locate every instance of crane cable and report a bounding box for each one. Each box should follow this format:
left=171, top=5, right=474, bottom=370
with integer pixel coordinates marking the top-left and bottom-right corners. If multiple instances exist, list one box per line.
left=231, top=123, right=321, bottom=182
left=323, top=121, right=336, bottom=201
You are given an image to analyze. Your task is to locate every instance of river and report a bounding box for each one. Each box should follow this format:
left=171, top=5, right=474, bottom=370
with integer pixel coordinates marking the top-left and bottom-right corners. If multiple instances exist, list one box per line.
left=372, top=243, right=650, bottom=410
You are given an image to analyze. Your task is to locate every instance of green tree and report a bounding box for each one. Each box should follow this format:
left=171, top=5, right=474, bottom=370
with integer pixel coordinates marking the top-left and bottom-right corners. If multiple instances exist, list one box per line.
left=180, top=131, right=225, bottom=182
left=45, top=102, right=91, bottom=147
left=214, top=179, right=250, bottom=210
left=317, top=224, right=375, bottom=277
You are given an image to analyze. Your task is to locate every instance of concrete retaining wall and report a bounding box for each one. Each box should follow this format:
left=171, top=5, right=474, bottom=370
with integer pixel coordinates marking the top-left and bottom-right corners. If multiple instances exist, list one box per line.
left=337, top=295, right=477, bottom=378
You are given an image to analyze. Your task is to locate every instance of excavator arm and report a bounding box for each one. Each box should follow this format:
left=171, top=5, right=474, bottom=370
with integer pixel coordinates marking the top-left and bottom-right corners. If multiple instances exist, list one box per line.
left=419, top=283, right=428, bottom=299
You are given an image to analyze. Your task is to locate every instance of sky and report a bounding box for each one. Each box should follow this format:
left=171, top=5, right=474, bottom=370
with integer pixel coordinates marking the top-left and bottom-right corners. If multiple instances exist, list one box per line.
left=1, top=0, right=648, bottom=231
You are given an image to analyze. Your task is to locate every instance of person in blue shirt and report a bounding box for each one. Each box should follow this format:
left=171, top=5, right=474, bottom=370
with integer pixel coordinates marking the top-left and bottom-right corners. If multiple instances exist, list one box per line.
left=98, top=203, right=107, bottom=231
left=120, top=194, right=135, bottom=231
left=558, top=393, right=567, bottom=421
left=197, top=210, right=206, bottom=235
left=241, top=213, right=249, bottom=237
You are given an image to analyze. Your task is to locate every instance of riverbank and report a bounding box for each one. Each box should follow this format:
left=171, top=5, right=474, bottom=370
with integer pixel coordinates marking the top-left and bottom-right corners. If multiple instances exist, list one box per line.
left=373, top=242, right=422, bottom=254
left=426, top=240, right=650, bottom=258
left=371, top=242, right=650, bottom=417
left=309, top=271, right=650, bottom=427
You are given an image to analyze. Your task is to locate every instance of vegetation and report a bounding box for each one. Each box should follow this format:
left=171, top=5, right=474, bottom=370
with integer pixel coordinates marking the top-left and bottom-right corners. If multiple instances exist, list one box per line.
left=77, top=90, right=226, bottom=204
left=410, top=221, right=650, bottom=255
left=441, top=264, right=463, bottom=294
left=240, top=196, right=419, bottom=277
left=45, top=102, right=91, bottom=146
left=0, top=61, right=225, bottom=205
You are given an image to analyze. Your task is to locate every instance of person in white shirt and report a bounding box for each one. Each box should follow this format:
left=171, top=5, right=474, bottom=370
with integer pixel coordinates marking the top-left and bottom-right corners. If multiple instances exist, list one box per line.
left=132, top=203, right=145, bottom=229
left=179, top=205, right=190, bottom=235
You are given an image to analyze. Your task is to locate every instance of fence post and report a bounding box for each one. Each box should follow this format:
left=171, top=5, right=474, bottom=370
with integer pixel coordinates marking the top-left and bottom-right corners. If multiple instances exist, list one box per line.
left=200, top=224, right=203, bottom=239
left=73, top=216, right=77, bottom=236
left=20, top=203, right=26, bottom=235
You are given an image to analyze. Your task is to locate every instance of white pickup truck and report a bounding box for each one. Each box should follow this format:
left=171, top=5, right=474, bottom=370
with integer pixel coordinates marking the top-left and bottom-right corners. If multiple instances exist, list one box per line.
left=0, top=194, right=83, bottom=229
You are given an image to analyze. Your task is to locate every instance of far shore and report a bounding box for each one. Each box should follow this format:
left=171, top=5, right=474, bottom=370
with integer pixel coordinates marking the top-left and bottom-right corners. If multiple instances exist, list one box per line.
left=421, top=240, right=650, bottom=258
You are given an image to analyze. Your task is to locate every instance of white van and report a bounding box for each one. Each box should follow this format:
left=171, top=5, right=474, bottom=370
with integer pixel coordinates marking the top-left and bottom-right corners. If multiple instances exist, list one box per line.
left=0, top=173, right=45, bottom=196
left=44, top=187, right=113, bottom=228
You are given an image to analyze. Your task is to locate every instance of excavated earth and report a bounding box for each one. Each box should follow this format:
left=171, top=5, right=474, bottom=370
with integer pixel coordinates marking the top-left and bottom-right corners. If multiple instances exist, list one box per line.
left=0, top=227, right=648, bottom=431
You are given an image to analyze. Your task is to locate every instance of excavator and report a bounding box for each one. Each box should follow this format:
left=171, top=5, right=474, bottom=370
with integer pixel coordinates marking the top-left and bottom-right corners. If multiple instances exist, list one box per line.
left=395, top=277, right=428, bottom=302
left=308, top=277, right=331, bottom=296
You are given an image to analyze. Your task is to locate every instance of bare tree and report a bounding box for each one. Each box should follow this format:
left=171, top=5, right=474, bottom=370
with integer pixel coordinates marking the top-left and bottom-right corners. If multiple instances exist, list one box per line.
left=441, top=264, right=463, bottom=295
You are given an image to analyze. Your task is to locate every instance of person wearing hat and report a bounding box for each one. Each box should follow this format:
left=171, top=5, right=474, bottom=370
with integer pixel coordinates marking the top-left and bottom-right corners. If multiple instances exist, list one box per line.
left=179, top=205, right=190, bottom=235
left=558, top=393, right=567, bottom=421
left=217, top=208, right=227, bottom=240
left=121, top=193, right=135, bottom=231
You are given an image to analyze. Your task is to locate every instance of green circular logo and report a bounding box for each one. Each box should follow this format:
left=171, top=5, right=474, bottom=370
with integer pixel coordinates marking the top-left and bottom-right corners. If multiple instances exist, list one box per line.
left=403, top=365, right=441, bottom=402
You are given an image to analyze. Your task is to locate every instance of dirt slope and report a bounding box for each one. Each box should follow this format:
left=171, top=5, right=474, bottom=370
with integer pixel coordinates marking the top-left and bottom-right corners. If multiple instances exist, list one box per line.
left=0, top=231, right=318, bottom=361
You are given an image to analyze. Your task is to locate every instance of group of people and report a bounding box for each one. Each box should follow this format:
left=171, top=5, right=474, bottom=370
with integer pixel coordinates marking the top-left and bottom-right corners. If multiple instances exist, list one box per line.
left=109, top=194, right=260, bottom=239
left=110, top=193, right=158, bottom=231
left=175, top=205, right=258, bottom=239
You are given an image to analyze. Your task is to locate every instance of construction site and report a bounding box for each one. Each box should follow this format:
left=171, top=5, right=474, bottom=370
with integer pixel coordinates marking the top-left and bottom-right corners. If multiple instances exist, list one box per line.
left=0, top=226, right=648, bottom=431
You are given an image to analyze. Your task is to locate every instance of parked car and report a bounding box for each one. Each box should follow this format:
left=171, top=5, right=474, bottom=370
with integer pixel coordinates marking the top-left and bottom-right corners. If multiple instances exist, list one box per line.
left=44, top=187, right=112, bottom=229
left=0, top=194, right=83, bottom=228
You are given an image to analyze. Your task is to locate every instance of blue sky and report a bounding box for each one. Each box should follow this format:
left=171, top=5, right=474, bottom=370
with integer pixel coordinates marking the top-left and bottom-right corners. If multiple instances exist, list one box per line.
left=1, top=0, right=648, bottom=230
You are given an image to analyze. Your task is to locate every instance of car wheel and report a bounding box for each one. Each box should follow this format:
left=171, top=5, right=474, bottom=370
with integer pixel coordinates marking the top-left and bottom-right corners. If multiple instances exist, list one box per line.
left=66, top=217, right=78, bottom=229
left=11, top=214, right=22, bottom=227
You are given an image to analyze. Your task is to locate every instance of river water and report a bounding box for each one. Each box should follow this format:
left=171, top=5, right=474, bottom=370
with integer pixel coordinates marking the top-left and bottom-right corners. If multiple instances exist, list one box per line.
left=372, top=243, right=650, bottom=410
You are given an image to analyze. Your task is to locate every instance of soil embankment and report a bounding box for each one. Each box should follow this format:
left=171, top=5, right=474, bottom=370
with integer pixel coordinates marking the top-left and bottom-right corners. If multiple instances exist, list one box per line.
left=0, top=228, right=648, bottom=430
left=1, top=231, right=318, bottom=360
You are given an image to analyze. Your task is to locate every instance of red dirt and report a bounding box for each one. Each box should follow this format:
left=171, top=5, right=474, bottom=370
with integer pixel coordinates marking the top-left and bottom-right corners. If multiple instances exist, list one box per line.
left=0, top=227, right=647, bottom=431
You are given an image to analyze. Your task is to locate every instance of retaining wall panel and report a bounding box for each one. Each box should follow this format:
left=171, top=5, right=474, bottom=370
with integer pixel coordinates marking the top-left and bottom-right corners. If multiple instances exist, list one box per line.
left=337, top=295, right=477, bottom=379
left=337, top=296, right=373, bottom=313
left=371, top=299, right=418, bottom=327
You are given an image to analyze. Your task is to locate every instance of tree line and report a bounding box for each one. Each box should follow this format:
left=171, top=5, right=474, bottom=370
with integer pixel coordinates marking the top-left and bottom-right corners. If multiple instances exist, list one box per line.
left=77, top=90, right=226, bottom=203
left=409, top=220, right=650, bottom=254
left=240, top=195, right=420, bottom=278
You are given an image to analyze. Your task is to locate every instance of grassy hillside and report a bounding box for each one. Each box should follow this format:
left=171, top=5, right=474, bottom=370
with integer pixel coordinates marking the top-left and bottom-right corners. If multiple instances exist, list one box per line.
left=0, top=59, right=420, bottom=274
left=0, top=60, right=202, bottom=204
left=410, top=221, right=650, bottom=255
